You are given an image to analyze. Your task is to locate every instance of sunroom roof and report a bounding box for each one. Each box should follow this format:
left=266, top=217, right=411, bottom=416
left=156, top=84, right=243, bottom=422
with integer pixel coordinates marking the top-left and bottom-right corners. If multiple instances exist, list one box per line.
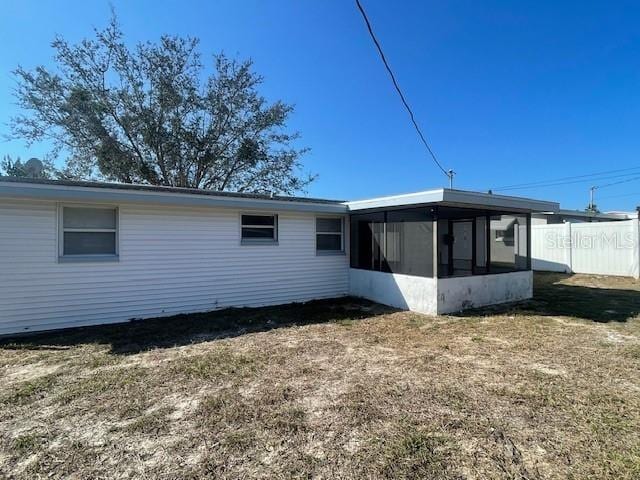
left=346, top=188, right=559, bottom=213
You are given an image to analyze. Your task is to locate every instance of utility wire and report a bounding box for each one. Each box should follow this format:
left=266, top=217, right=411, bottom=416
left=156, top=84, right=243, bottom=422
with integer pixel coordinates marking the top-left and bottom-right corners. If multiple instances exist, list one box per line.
left=355, top=0, right=449, bottom=178
left=588, top=175, right=640, bottom=210
left=595, top=175, right=640, bottom=189
left=599, top=191, right=640, bottom=200
left=494, top=171, right=640, bottom=192
left=492, top=165, right=640, bottom=191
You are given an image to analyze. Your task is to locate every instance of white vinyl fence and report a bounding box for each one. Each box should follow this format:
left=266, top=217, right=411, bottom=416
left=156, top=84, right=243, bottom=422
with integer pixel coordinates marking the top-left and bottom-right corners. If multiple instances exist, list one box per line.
left=531, top=220, right=640, bottom=278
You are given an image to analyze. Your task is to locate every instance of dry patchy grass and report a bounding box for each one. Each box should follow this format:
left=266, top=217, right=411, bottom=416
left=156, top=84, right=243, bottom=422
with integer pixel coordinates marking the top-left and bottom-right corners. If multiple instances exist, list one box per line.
left=1, top=273, right=639, bottom=479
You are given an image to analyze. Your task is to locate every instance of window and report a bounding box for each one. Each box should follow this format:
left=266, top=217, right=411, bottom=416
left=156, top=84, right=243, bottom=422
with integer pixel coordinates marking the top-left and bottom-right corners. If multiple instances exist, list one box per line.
left=436, top=209, right=530, bottom=277
left=350, top=208, right=434, bottom=277
left=60, top=206, right=118, bottom=260
left=475, top=216, right=487, bottom=274
left=241, top=214, right=277, bottom=243
left=316, top=217, right=344, bottom=252
left=385, top=209, right=433, bottom=277
left=350, top=212, right=385, bottom=271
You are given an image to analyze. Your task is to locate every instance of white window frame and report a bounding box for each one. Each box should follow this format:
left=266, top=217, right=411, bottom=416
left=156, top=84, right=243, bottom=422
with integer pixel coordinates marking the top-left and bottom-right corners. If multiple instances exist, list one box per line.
left=240, top=212, right=279, bottom=245
left=315, top=216, right=345, bottom=255
left=57, top=204, right=120, bottom=262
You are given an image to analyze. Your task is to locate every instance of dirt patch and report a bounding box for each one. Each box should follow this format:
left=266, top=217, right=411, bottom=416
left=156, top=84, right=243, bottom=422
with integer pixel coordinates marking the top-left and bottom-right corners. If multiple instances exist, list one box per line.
left=0, top=274, right=639, bottom=479
left=3, top=362, right=62, bottom=385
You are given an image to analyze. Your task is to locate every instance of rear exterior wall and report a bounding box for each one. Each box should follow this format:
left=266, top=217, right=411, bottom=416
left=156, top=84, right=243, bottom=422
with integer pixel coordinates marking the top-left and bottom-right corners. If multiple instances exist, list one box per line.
left=0, top=199, right=349, bottom=335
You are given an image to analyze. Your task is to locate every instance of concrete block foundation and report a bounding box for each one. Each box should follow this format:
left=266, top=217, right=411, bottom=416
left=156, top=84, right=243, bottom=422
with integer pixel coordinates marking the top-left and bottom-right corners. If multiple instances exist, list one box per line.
left=349, top=269, right=533, bottom=315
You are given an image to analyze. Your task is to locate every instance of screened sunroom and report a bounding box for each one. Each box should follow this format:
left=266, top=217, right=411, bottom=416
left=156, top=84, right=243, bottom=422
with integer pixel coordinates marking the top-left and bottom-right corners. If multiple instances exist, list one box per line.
left=346, top=189, right=558, bottom=314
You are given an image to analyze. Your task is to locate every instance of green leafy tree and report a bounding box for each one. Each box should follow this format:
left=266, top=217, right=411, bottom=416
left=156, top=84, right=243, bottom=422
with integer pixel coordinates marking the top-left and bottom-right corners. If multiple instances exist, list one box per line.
left=0, top=155, right=25, bottom=177
left=585, top=204, right=600, bottom=213
left=0, top=155, right=57, bottom=178
left=9, top=14, right=313, bottom=193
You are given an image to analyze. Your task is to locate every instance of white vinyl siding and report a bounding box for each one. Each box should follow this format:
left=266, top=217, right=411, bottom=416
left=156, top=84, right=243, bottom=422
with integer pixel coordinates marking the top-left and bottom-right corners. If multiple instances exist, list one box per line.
left=0, top=200, right=349, bottom=335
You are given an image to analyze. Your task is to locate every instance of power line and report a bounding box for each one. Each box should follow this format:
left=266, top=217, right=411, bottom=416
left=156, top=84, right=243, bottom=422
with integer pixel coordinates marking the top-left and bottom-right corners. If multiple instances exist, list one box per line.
left=589, top=177, right=640, bottom=206
left=494, top=171, right=640, bottom=192
left=492, top=165, right=640, bottom=191
left=595, top=175, right=640, bottom=189
left=354, top=0, right=449, bottom=179
left=599, top=191, right=640, bottom=200
left=589, top=175, right=640, bottom=207
left=589, top=175, right=640, bottom=210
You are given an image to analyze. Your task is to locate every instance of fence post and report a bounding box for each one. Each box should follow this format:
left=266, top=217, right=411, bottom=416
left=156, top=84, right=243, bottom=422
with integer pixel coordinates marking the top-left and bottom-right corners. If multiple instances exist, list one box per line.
left=565, top=222, right=573, bottom=274
left=633, top=220, right=640, bottom=279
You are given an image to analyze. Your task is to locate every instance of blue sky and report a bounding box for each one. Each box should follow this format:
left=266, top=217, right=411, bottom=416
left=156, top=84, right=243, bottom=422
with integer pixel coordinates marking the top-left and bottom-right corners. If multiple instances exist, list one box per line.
left=1, top=0, right=639, bottom=211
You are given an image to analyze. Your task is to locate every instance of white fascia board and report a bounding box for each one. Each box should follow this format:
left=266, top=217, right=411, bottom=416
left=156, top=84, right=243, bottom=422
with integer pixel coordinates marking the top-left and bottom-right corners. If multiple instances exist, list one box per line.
left=0, top=180, right=559, bottom=215
left=0, top=181, right=348, bottom=214
left=555, top=209, right=631, bottom=220
left=605, top=211, right=637, bottom=217
left=346, top=189, right=444, bottom=211
left=441, top=190, right=559, bottom=213
left=346, top=188, right=559, bottom=213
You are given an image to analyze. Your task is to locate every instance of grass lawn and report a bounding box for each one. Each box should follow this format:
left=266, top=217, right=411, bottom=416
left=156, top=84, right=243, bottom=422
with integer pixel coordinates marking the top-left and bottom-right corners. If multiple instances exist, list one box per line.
left=1, top=272, right=639, bottom=479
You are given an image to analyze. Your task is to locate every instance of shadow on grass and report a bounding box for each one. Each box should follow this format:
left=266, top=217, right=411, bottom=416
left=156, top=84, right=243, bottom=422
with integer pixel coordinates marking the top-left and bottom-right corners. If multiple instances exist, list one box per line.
left=458, top=272, right=640, bottom=323
left=0, top=297, right=395, bottom=355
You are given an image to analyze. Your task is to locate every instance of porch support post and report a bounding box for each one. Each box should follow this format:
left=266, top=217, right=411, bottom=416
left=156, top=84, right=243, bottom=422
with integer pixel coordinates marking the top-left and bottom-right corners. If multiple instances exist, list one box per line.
left=486, top=213, right=491, bottom=274
left=471, top=216, right=477, bottom=275
left=526, top=212, right=532, bottom=270
left=432, top=208, right=438, bottom=278
left=447, top=219, right=454, bottom=276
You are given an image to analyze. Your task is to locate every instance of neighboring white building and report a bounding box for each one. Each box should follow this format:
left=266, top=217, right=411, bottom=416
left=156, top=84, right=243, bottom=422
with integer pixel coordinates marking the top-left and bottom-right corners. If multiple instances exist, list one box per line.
left=0, top=178, right=557, bottom=335
left=531, top=220, right=640, bottom=278
left=530, top=207, right=640, bottom=277
left=531, top=209, right=634, bottom=225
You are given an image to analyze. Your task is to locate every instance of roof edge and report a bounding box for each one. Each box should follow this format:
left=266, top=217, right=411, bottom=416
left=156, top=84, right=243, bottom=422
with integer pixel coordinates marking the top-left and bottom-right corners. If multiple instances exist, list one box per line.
left=548, top=209, right=634, bottom=220
left=347, top=188, right=559, bottom=212
left=0, top=176, right=344, bottom=203
left=0, top=178, right=348, bottom=214
left=0, top=178, right=561, bottom=215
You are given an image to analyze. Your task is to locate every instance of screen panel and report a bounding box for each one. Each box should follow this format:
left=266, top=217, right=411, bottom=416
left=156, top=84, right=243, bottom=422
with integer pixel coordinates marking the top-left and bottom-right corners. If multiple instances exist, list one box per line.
left=64, top=232, right=116, bottom=255
left=350, top=209, right=433, bottom=277
left=63, top=207, right=116, bottom=230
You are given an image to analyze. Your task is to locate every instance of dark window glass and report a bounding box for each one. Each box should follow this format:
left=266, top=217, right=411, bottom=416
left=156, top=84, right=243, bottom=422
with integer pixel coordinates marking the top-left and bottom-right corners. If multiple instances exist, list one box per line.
left=316, top=218, right=342, bottom=233
left=385, top=209, right=434, bottom=277
left=350, top=212, right=384, bottom=270
left=241, top=214, right=277, bottom=242
left=435, top=209, right=530, bottom=277
left=62, top=207, right=117, bottom=256
left=475, top=216, right=487, bottom=273
left=437, top=219, right=450, bottom=275
left=241, top=215, right=275, bottom=226
left=241, top=227, right=276, bottom=239
left=316, top=218, right=343, bottom=251
left=372, top=221, right=384, bottom=271
left=64, top=232, right=116, bottom=255
left=350, top=209, right=433, bottom=277
left=63, top=207, right=116, bottom=230
left=317, top=234, right=342, bottom=251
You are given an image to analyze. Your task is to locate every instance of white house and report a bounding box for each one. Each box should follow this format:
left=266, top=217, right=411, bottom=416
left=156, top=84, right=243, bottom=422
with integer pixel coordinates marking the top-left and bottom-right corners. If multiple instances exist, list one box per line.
left=531, top=209, right=634, bottom=225
left=0, top=178, right=558, bottom=335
